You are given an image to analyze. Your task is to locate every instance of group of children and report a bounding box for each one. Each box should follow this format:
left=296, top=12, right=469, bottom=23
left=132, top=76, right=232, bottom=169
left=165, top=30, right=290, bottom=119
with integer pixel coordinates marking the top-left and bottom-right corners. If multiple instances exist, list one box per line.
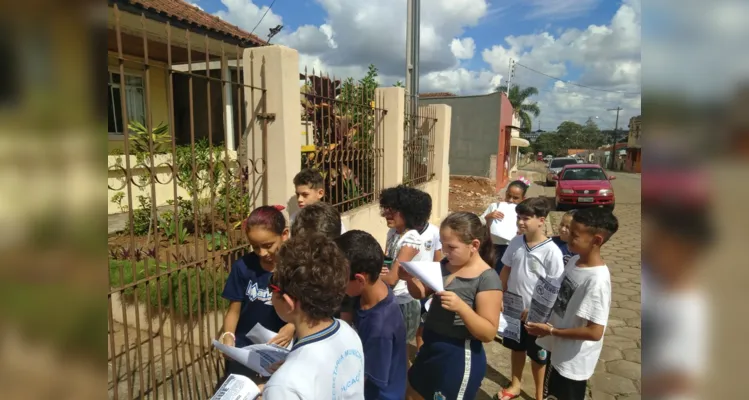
left=216, top=168, right=619, bottom=400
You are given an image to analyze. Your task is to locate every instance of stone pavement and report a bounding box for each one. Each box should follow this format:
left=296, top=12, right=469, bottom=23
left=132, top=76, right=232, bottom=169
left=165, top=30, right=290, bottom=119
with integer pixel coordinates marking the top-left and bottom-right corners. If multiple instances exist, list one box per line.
left=476, top=166, right=642, bottom=400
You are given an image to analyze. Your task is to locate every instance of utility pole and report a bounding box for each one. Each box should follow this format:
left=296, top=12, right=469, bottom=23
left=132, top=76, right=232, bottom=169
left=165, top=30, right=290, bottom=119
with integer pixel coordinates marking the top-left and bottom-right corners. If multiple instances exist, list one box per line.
left=505, top=58, right=515, bottom=95
left=607, top=107, right=622, bottom=170
left=404, top=0, right=420, bottom=114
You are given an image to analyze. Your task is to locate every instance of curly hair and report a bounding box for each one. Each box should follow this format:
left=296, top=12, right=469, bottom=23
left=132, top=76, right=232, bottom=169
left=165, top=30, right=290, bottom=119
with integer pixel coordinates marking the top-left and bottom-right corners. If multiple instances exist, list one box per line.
left=572, top=207, right=619, bottom=243
left=379, top=185, right=432, bottom=230
left=274, top=233, right=349, bottom=321
left=291, top=202, right=342, bottom=240
left=335, top=230, right=384, bottom=282
left=293, top=168, right=325, bottom=189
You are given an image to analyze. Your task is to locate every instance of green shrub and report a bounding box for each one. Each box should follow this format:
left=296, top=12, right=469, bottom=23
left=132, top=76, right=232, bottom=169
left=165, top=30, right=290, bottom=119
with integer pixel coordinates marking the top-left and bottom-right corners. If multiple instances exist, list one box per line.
left=109, top=259, right=228, bottom=319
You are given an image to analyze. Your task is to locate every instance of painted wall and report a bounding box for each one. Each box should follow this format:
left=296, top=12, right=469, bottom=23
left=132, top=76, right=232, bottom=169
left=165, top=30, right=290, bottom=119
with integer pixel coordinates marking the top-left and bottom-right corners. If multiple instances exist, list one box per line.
left=496, top=93, right=513, bottom=191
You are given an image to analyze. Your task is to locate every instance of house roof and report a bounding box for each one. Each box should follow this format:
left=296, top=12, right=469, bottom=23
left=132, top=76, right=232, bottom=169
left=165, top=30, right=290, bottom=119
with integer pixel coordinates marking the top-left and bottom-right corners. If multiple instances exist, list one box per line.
left=419, top=92, right=457, bottom=98
left=123, top=0, right=267, bottom=46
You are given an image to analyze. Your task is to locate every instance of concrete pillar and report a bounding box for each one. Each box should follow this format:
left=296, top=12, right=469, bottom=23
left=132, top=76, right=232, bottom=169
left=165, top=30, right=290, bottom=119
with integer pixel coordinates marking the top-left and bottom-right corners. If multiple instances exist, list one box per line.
left=430, top=104, right=452, bottom=220
left=376, top=87, right=405, bottom=189
left=243, top=45, right=301, bottom=214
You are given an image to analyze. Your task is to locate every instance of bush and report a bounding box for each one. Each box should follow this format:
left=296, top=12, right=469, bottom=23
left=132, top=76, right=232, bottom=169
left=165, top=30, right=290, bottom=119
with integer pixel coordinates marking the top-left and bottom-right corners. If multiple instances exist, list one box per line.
left=109, top=259, right=228, bottom=319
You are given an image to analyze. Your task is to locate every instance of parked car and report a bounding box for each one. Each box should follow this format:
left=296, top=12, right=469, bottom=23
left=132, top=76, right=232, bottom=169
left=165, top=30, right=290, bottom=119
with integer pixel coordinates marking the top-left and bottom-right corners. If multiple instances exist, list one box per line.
left=546, top=157, right=580, bottom=185
left=543, top=155, right=553, bottom=163
left=553, top=164, right=616, bottom=210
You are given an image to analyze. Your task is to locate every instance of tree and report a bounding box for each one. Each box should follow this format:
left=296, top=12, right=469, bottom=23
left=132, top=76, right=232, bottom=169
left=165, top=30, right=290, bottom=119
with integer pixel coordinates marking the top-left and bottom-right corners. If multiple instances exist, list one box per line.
left=532, top=132, right=566, bottom=156
left=495, top=85, right=541, bottom=133
left=393, top=80, right=404, bottom=87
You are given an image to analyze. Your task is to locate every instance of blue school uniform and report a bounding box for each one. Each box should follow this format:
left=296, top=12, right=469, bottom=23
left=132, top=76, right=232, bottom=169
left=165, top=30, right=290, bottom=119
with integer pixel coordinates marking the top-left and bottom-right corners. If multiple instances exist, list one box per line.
left=552, top=236, right=576, bottom=266
left=409, top=261, right=502, bottom=400
left=353, top=289, right=408, bottom=400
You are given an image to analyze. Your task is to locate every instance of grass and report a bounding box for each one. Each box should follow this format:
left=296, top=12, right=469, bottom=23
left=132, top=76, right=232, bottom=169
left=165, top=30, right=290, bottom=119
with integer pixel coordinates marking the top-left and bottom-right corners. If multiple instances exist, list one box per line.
left=109, top=259, right=229, bottom=320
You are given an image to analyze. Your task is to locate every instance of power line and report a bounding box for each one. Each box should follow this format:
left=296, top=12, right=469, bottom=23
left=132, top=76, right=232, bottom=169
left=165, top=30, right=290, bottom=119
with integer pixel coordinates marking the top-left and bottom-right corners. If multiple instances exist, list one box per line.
left=514, top=62, right=641, bottom=95
left=249, top=0, right=279, bottom=37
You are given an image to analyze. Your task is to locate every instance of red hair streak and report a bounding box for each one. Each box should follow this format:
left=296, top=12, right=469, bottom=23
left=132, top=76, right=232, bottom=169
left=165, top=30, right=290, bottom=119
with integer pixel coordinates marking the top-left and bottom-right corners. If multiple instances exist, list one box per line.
left=273, top=205, right=286, bottom=211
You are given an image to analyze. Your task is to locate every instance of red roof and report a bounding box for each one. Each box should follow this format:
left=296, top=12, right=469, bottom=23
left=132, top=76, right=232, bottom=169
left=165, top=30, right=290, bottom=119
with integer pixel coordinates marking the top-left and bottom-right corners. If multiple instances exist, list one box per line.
left=125, top=0, right=266, bottom=46
left=419, top=92, right=457, bottom=98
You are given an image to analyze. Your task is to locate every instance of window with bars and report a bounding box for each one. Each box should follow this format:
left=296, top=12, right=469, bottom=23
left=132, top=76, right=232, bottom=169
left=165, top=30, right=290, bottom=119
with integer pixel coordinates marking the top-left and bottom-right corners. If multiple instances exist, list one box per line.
left=108, top=70, right=146, bottom=135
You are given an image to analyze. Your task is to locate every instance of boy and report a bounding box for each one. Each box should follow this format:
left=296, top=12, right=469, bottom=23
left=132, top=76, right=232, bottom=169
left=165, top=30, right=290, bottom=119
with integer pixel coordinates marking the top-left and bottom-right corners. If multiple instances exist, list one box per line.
left=292, top=168, right=347, bottom=234
left=496, top=197, right=564, bottom=400
left=290, top=201, right=342, bottom=240
left=336, top=230, right=408, bottom=400
left=263, top=233, right=365, bottom=399
left=526, top=207, right=619, bottom=400
left=551, top=210, right=577, bottom=266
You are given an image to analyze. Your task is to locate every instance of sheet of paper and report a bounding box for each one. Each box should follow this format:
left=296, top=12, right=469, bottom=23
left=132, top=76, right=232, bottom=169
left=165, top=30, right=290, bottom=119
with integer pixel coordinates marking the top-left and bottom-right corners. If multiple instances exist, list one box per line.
left=502, top=292, right=524, bottom=321
left=527, top=277, right=560, bottom=324
left=212, top=340, right=290, bottom=377
left=502, top=317, right=522, bottom=343
left=490, top=203, right=519, bottom=241
left=497, top=313, right=507, bottom=333
left=400, top=261, right=444, bottom=292
left=245, top=323, right=293, bottom=350
left=212, top=373, right=260, bottom=400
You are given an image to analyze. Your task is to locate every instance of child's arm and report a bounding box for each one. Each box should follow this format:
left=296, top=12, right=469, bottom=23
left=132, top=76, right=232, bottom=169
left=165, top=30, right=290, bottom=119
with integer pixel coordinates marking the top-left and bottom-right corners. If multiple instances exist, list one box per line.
left=221, top=301, right=242, bottom=345
left=499, top=266, right=511, bottom=296
left=381, top=246, right=419, bottom=287
left=403, top=275, right=434, bottom=299
left=526, top=320, right=605, bottom=341
left=438, top=289, right=501, bottom=342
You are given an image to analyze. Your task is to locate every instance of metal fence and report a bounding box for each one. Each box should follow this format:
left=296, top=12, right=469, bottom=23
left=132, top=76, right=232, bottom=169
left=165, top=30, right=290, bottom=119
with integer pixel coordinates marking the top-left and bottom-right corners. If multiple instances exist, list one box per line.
left=300, top=68, right=386, bottom=213
left=403, top=99, right=437, bottom=186
left=107, top=5, right=268, bottom=399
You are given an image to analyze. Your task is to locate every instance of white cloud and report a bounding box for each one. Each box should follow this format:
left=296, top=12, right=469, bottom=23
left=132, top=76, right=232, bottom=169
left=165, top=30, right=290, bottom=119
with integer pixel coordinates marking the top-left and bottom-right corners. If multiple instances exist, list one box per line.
left=450, top=37, right=476, bottom=60
left=214, top=0, right=641, bottom=130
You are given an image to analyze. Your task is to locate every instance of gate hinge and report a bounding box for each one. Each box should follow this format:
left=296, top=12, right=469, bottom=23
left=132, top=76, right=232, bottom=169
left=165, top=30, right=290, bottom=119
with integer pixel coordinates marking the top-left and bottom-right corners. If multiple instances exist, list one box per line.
left=257, top=113, right=276, bottom=122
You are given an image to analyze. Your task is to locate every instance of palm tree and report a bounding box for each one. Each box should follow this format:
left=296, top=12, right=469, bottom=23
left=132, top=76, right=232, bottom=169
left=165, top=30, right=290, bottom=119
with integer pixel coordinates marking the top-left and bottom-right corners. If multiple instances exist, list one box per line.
left=495, top=85, right=541, bottom=133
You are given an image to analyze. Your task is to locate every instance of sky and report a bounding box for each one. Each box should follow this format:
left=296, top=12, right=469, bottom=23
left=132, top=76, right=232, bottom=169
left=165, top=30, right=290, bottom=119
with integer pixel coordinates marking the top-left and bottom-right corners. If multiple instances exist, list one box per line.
left=189, top=0, right=642, bottom=131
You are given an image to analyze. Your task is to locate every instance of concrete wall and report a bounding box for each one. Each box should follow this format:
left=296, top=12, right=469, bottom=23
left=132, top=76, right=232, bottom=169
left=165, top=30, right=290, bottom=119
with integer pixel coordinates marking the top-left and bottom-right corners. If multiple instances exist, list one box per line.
left=421, top=93, right=501, bottom=178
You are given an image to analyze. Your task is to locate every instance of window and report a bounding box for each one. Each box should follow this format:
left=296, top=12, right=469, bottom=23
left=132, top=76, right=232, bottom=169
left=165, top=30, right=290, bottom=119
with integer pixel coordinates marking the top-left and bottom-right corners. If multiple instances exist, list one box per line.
left=108, top=70, right=145, bottom=135
left=561, top=168, right=607, bottom=181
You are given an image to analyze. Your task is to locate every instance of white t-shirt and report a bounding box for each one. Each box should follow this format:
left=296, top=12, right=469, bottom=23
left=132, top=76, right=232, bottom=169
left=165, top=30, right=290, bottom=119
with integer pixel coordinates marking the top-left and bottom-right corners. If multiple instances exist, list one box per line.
left=385, top=227, right=436, bottom=304
left=501, top=235, right=565, bottom=309
left=289, top=212, right=347, bottom=235
left=263, top=319, right=364, bottom=400
left=479, top=202, right=515, bottom=245
left=536, top=255, right=612, bottom=381
left=419, top=223, right=442, bottom=259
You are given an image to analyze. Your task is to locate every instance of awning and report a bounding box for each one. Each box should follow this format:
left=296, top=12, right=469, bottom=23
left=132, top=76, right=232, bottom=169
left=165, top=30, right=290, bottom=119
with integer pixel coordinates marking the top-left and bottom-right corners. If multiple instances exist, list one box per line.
left=511, top=137, right=530, bottom=147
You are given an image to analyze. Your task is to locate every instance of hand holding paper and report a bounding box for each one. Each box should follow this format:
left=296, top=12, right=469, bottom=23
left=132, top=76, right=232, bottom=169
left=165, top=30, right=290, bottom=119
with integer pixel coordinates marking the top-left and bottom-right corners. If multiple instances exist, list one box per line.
left=490, top=203, right=518, bottom=241
left=399, top=261, right=444, bottom=292
left=212, top=340, right=290, bottom=377
left=246, top=323, right=293, bottom=350
left=212, top=374, right=260, bottom=400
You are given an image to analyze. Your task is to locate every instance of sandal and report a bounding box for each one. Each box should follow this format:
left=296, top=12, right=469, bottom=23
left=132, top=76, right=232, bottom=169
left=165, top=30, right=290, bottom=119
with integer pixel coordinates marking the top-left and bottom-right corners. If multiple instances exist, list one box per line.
left=492, top=388, right=520, bottom=400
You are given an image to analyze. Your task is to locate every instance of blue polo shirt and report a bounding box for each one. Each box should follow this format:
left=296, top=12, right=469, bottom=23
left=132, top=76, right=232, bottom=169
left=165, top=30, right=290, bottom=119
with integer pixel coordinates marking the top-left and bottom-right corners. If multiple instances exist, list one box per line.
left=552, top=236, right=577, bottom=267
left=353, top=288, right=407, bottom=400
left=222, top=252, right=286, bottom=348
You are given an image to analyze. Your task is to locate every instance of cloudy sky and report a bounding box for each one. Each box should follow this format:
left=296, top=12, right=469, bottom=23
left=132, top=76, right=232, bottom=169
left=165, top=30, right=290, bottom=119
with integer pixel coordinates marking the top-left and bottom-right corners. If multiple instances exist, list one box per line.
left=192, top=0, right=641, bottom=131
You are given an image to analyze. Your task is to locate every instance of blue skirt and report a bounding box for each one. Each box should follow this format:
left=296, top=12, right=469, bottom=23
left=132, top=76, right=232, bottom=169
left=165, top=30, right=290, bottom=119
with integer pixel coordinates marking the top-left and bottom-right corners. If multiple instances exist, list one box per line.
left=408, top=329, right=486, bottom=400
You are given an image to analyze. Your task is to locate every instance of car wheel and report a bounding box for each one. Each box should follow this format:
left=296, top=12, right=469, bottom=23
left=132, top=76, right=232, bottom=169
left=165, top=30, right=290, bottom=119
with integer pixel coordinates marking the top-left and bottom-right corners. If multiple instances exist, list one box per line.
left=606, top=204, right=615, bottom=211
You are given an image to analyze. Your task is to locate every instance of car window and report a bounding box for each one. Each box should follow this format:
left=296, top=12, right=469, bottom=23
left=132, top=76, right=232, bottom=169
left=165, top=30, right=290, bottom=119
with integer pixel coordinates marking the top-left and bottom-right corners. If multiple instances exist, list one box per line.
left=550, top=159, right=579, bottom=168
left=561, top=168, right=608, bottom=180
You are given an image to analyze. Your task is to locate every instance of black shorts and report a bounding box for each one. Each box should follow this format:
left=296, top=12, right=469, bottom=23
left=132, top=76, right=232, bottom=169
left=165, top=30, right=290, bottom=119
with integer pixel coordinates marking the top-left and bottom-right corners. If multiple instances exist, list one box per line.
left=501, top=323, right=550, bottom=365
left=545, top=365, right=587, bottom=400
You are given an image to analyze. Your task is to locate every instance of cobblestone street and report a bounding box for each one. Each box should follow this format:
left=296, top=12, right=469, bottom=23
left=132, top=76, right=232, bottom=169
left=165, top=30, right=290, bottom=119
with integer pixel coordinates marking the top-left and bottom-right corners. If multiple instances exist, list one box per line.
left=474, top=165, right=641, bottom=400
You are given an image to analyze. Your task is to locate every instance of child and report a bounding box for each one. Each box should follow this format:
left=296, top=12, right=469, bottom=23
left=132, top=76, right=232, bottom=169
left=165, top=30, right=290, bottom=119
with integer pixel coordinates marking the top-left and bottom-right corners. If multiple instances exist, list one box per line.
left=551, top=210, right=577, bottom=266
left=262, top=233, right=365, bottom=399
left=292, top=168, right=347, bottom=234
left=218, top=205, right=294, bottom=383
left=526, top=207, right=619, bottom=400
left=378, top=185, right=435, bottom=345
left=496, top=197, right=564, bottom=400
left=415, top=222, right=443, bottom=353
left=290, top=201, right=343, bottom=240
left=480, top=179, right=530, bottom=276
left=401, top=212, right=502, bottom=400
left=336, top=230, right=408, bottom=400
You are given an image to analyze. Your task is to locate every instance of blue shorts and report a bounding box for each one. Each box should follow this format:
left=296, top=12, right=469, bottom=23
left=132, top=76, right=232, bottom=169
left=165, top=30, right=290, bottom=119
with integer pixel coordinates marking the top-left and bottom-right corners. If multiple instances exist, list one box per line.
left=408, top=329, right=486, bottom=400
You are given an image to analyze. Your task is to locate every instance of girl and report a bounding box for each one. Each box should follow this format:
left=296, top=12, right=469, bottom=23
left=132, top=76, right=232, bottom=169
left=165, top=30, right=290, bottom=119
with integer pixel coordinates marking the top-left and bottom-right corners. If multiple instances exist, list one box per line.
left=551, top=209, right=577, bottom=266
left=379, top=185, right=435, bottom=346
left=401, top=212, right=502, bottom=400
left=217, top=205, right=294, bottom=384
left=480, top=179, right=530, bottom=275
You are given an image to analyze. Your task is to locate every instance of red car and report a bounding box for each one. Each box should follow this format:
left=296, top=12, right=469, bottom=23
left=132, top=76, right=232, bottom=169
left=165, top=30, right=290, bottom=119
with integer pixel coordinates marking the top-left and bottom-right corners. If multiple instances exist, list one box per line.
left=553, top=164, right=616, bottom=211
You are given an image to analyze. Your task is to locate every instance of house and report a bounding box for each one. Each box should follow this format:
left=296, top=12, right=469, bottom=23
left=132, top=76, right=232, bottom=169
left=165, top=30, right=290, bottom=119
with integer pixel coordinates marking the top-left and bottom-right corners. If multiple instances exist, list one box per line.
left=420, top=91, right=515, bottom=191
left=625, top=115, right=641, bottom=172
left=107, top=0, right=267, bottom=214
left=107, top=0, right=266, bottom=154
